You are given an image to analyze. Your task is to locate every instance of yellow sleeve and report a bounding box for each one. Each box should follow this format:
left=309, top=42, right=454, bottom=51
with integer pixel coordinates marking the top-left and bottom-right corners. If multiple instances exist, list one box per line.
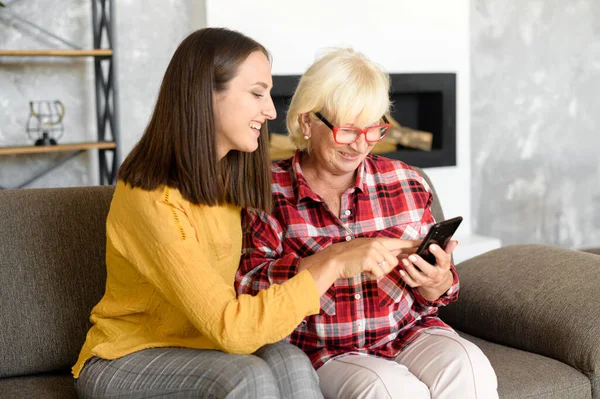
left=112, top=184, right=320, bottom=354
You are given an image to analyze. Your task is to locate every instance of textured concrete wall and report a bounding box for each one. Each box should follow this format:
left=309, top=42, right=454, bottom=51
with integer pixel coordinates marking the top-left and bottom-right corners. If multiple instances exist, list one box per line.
left=0, top=0, right=201, bottom=188
left=472, top=1, right=600, bottom=248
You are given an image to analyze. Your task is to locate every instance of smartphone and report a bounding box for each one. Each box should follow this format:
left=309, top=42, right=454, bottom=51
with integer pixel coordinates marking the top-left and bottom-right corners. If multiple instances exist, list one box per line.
left=416, top=216, right=463, bottom=265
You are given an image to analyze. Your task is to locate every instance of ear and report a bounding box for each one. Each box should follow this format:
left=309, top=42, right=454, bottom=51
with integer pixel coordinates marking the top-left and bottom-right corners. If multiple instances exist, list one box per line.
left=299, top=113, right=312, bottom=139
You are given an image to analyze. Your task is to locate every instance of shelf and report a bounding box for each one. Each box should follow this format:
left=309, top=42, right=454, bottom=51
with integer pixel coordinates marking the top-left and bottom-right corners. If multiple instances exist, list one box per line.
left=0, top=1, right=119, bottom=188
left=0, top=142, right=116, bottom=155
left=0, top=49, right=112, bottom=57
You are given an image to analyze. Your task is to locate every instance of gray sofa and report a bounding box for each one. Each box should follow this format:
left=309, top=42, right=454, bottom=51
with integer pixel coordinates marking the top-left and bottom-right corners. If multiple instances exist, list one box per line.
left=0, top=179, right=599, bottom=398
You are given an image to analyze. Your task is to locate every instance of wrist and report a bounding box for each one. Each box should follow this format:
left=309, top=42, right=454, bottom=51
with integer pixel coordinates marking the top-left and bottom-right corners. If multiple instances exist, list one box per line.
left=441, top=269, right=453, bottom=291
left=419, top=270, right=453, bottom=301
left=309, top=258, right=338, bottom=283
left=303, top=257, right=339, bottom=296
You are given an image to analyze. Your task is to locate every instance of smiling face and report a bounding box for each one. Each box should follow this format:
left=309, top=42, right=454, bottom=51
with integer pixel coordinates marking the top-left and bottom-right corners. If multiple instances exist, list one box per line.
left=301, top=113, right=379, bottom=178
left=213, top=51, right=276, bottom=159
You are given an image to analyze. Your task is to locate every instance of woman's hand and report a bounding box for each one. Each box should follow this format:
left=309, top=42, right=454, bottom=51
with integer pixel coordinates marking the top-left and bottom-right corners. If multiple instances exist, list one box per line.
left=398, top=240, right=458, bottom=301
left=300, top=237, right=419, bottom=296
left=330, top=237, right=419, bottom=280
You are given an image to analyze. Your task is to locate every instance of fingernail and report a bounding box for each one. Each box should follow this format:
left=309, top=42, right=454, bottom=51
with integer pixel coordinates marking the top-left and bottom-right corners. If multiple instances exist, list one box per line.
left=409, top=255, right=418, bottom=262
left=399, top=270, right=406, bottom=277
left=402, top=259, right=410, bottom=266
left=430, top=244, right=439, bottom=251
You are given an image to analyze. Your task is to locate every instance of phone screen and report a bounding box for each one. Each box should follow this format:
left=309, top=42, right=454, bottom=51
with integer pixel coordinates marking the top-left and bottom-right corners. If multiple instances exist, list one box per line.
left=416, top=216, right=463, bottom=265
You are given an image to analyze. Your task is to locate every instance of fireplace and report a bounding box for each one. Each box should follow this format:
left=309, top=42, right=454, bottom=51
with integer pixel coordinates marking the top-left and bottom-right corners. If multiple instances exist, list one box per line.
left=268, top=73, right=456, bottom=168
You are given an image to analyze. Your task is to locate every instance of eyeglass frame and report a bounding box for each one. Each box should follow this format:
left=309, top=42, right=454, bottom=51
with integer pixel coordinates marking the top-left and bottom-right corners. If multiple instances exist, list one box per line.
left=313, top=112, right=391, bottom=144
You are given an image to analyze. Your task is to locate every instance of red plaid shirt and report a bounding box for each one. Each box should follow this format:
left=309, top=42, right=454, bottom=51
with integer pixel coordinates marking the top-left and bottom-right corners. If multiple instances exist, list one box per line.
left=236, top=151, right=460, bottom=369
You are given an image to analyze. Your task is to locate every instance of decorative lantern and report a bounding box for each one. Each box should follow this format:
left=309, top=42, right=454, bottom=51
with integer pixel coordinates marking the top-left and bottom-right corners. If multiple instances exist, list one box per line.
left=26, top=100, right=65, bottom=146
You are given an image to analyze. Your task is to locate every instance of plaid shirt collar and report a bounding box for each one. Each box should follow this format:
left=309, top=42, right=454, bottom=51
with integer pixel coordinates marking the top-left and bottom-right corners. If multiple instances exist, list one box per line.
left=291, top=150, right=368, bottom=205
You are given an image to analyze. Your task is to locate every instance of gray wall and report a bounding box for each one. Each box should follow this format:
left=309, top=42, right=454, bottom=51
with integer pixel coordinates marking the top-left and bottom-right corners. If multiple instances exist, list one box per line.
left=0, top=0, right=203, bottom=188
left=472, top=1, right=600, bottom=249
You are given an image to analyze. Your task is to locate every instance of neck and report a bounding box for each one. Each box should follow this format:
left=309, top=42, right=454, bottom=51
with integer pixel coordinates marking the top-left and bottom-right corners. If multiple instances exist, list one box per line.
left=300, top=153, right=357, bottom=195
left=216, top=138, right=229, bottom=161
left=217, top=147, right=227, bottom=161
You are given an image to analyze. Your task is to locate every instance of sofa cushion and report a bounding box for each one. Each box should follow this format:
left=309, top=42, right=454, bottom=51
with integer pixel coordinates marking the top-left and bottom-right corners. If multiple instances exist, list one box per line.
left=412, top=166, right=445, bottom=223
left=582, top=248, right=600, bottom=256
left=460, top=332, right=591, bottom=399
left=0, top=373, right=77, bottom=399
left=440, top=245, right=600, bottom=398
left=0, top=186, right=114, bottom=378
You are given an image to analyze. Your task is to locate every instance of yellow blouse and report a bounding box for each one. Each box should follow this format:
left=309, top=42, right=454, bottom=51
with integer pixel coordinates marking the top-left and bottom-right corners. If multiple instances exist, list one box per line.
left=72, top=181, right=320, bottom=378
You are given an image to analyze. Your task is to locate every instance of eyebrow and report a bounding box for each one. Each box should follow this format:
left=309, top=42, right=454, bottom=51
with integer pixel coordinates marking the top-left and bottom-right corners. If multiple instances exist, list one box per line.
left=251, top=82, right=269, bottom=89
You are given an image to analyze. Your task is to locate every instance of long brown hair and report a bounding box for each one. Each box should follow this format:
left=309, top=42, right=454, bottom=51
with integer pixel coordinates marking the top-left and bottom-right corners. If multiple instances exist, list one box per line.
left=118, top=28, right=272, bottom=212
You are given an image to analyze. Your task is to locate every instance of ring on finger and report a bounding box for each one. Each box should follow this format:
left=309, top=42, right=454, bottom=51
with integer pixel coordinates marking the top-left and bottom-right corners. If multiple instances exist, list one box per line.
left=377, top=260, right=387, bottom=267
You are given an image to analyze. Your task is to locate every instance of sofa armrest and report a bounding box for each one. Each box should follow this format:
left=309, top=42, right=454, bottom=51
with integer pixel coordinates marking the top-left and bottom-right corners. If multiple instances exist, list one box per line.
left=439, top=244, right=600, bottom=385
left=582, top=247, right=600, bottom=256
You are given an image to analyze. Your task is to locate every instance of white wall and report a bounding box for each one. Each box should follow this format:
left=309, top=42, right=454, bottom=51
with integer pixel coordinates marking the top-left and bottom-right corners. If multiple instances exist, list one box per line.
left=206, top=0, right=472, bottom=236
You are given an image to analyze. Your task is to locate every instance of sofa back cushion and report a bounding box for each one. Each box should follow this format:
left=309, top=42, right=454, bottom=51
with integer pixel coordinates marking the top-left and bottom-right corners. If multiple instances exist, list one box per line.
left=412, top=166, right=445, bottom=223
left=0, top=186, right=114, bottom=378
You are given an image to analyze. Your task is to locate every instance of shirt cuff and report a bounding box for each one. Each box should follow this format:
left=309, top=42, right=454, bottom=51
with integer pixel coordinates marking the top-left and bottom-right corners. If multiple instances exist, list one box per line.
left=267, top=254, right=302, bottom=285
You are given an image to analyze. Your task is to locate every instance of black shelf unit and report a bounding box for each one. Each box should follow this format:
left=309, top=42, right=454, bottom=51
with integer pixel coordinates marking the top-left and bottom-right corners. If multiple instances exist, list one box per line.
left=0, top=0, right=120, bottom=189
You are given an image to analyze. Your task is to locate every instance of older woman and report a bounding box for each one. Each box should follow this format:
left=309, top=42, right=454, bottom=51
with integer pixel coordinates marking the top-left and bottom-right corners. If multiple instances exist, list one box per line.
left=236, top=49, right=498, bottom=398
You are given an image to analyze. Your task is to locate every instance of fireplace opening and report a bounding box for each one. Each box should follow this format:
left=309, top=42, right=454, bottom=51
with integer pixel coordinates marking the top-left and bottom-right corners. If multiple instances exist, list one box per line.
left=267, top=73, right=456, bottom=168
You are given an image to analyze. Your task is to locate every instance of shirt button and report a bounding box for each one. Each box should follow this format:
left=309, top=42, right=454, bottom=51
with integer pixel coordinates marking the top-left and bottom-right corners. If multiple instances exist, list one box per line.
left=301, top=320, right=307, bottom=326
left=344, top=209, right=351, bottom=216
left=345, top=235, right=352, bottom=241
left=357, top=320, right=363, bottom=327
left=354, top=293, right=361, bottom=300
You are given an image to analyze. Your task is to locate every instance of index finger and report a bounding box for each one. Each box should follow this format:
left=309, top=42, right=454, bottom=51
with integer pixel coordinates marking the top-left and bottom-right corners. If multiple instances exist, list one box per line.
left=390, top=246, right=418, bottom=257
left=377, top=237, right=421, bottom=251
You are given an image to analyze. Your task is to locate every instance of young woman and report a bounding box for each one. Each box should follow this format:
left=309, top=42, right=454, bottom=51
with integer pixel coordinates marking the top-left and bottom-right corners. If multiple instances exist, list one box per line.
left=72, top=28, right=413, bottom=399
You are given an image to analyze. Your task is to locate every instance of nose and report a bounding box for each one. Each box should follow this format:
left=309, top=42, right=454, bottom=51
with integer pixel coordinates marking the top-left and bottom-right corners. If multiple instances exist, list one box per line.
left=350, top=132, right=369, bottom=153
left=262, top=95, right=277, bottom=120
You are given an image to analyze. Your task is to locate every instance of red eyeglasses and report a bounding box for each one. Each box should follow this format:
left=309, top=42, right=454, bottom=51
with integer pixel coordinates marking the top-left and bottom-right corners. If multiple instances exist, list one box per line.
left=314, top=112, right=391, bottom=144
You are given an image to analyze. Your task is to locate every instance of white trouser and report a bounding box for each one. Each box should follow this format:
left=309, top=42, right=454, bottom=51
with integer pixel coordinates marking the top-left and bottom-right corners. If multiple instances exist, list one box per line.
left=317, top=328, right=498, bottom=399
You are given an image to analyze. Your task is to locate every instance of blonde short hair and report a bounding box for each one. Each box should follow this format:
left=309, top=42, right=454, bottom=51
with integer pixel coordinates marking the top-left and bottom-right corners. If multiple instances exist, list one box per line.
left=286, top=48, right=391, bottom=151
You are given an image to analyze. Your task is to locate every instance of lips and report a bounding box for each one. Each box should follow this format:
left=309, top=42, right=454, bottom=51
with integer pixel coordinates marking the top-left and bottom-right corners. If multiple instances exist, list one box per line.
left=338, top=150, right=361, bottom=161
left=249, top=121, right=262, bottom=137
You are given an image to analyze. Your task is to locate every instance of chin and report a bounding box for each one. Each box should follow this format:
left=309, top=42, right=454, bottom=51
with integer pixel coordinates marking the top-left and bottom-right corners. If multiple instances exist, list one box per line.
left=332, top=161, right=359, bottom=174
left=236, top=142, right=259, bottom=154
left=342, top=164, right=361, bottom=174
left=340, top=155, right=366, bottom=167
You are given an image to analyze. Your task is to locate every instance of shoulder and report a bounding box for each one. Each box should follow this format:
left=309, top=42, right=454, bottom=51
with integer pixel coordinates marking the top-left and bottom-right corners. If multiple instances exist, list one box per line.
left=241, top=158, right=294, bottom=231
left=113, top=180, right=180, bottom=206
left=112, top=181, right=193, bottom=223
left=112, top=182, right=241, bottom=244
left=365, top=154, right=431, bottom=193
left=270, top=157, right=295, bottom=198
